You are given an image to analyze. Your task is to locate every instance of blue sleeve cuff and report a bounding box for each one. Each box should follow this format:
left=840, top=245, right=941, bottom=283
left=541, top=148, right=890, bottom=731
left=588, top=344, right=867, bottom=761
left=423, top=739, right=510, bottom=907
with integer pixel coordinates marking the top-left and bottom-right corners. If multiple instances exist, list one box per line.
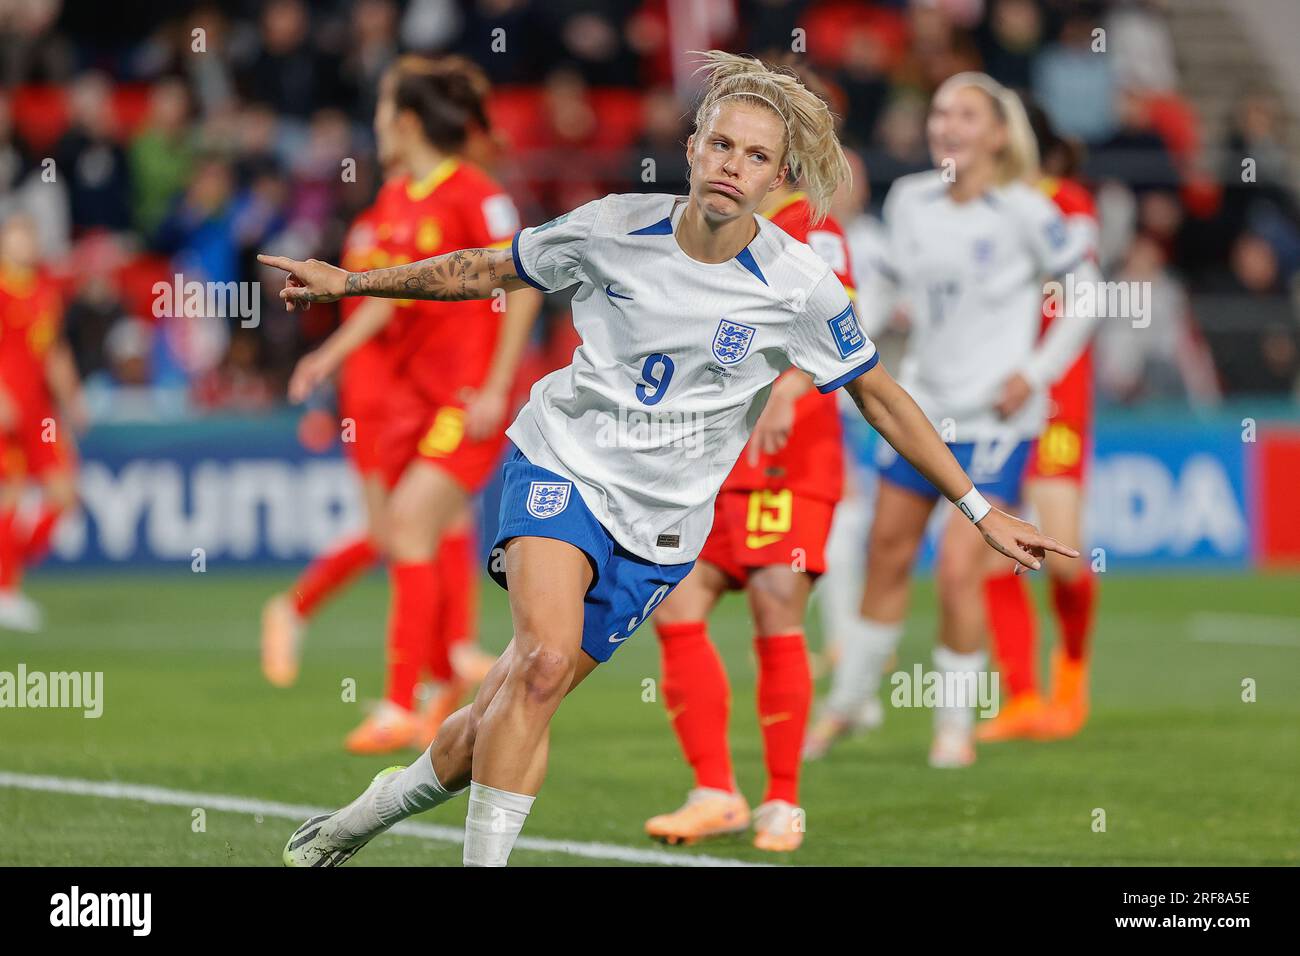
left=817, top=352, right=880, bottom=393
left=511, top=229, right=550, bottom=292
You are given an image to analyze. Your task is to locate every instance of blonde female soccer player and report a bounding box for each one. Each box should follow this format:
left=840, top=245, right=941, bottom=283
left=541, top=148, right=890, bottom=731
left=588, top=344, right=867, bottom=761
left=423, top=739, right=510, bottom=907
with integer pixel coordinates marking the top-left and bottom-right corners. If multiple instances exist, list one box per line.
left=805, top=73, right=1101, bottom=768
left=259, top=53, right=1075, bottom=867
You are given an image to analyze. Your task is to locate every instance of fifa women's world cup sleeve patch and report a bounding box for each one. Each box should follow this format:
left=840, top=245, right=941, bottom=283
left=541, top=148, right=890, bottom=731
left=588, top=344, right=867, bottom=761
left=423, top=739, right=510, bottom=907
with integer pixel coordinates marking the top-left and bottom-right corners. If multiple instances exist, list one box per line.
left=784, top=271, right=880, bottom=394
left=512, top=197, right=603, bottom=294
left=1018, top=186, right=1091, bottom=279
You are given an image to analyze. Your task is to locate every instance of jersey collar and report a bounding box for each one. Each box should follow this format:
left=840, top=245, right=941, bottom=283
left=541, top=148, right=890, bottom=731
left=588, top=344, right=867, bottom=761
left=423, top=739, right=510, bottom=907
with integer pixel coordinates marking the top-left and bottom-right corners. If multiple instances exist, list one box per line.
left=629, top=197, right=769, bottom=286
left=406, top=157, right=460, bottom=202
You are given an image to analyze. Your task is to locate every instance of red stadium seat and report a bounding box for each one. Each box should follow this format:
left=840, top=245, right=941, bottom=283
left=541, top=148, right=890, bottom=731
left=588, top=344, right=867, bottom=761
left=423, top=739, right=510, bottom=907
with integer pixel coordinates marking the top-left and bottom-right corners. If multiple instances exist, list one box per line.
left=9, top=85, right=69, bottom=152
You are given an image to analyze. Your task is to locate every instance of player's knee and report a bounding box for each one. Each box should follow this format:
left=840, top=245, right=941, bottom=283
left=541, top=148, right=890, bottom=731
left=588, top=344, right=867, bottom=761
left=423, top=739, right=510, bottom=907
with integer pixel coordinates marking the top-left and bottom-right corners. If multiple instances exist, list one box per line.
left=935, top=554, right=980, bottom=603
left=511, top=645, right=574, bottom=706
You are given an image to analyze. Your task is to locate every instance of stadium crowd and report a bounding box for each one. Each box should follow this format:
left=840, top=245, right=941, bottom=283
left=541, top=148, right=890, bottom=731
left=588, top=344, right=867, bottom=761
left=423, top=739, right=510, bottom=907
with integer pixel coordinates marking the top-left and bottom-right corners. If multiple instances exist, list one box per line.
left=1, top=0, right=1297, bottom=420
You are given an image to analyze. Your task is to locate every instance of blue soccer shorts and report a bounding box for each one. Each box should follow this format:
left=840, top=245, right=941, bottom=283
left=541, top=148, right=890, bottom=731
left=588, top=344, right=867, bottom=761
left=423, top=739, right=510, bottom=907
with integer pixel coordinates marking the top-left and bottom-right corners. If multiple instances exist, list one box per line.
left=488, top=445, right=696, bottom=663
left=875, top=437, right=1035, bottom=506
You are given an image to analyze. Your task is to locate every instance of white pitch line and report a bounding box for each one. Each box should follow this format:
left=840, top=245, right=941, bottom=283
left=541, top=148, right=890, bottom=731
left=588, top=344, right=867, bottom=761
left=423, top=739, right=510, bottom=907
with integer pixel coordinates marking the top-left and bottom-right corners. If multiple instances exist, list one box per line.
left=0, top=771, right=770, bottom=868
left=1188, top=613, right=1300, bottom=648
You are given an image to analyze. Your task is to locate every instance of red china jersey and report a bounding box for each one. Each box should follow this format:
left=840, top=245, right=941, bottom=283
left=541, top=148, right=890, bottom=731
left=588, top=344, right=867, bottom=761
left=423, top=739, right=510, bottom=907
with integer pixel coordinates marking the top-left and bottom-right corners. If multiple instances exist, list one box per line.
left=1038, top=177, right=1097, bottom=431
left=0, top=267, right=62, bottom=414
left=337, top=204, right=394, bottom=420
left=721, top=193, right=853, bottom=503
left=372, top=159, right=520, bottom=404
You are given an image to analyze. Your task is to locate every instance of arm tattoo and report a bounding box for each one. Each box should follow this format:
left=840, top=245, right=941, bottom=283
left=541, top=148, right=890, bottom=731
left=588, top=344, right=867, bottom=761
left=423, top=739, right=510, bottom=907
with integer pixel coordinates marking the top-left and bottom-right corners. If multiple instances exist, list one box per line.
left=345, top=248, right=520, bottom=302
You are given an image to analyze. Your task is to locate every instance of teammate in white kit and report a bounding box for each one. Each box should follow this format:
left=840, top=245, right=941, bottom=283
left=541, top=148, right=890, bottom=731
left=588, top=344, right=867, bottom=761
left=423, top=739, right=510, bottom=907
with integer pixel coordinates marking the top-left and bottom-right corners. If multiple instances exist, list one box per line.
left=258, top=54, right=1076, bottom=867
left=806, top=73, right=1101, bottom=768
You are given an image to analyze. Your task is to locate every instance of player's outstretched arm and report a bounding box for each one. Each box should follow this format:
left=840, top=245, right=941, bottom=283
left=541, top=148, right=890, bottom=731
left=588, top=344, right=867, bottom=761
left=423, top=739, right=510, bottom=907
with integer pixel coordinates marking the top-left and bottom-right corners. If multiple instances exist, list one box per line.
left=256, top=247, right=527, bottom=312
left=843, top=364, right=1080, bottom=573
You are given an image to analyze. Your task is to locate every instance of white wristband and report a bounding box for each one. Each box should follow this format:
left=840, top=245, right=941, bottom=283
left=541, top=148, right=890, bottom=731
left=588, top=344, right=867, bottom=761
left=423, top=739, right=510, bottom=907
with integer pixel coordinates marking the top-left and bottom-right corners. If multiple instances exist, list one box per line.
left=955, top=487, right=991, bottom=524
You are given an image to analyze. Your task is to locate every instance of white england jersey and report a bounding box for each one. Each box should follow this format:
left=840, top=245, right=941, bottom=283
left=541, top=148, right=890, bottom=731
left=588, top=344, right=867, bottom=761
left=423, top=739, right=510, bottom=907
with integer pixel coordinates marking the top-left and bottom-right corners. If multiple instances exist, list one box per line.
left=508, top=193, right=879, bottom=565
left=881, top=170, right=1092, bottom=442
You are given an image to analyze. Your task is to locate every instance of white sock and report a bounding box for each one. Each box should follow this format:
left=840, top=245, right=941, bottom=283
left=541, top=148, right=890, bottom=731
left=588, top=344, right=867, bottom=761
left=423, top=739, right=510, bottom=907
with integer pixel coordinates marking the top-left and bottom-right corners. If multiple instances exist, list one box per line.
left=463, top=781, right=535, bottom=867
left=825, top=618, right=903, bottom=717
left=333, top=746, right=464, bottom=842
left=932, top=646, right=987, bottom=734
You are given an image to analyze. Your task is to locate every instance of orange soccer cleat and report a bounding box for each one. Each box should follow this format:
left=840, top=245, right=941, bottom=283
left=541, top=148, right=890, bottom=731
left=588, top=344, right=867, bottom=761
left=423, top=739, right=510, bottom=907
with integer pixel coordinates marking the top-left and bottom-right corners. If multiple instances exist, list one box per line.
left=1034, top=650, right=1090, bottom=740
left=975, top=691, right=1046, bottom=743
left=261, top=594, right=304, bottom=688
left=645, top=788, right=751, bottom=846
left=344, top=702, right=420, bottom=755
left=450, top=643, right=497, bottom=685
left=412, top=679, right=467, bottom=751
left=751, top=800, right=805, bottom=852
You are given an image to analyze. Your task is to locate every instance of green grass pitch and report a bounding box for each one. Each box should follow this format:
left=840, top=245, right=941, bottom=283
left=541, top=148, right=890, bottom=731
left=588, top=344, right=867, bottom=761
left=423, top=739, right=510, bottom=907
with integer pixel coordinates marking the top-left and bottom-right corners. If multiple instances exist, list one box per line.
left=0, top=570, right=1295, bottom=866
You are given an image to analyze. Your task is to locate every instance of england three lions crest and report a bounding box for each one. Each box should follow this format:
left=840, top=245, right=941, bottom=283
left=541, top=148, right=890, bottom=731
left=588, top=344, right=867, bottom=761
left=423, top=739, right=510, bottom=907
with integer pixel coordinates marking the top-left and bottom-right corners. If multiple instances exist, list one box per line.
left=527, top=481, right=571, bottom=519
left=712, top=318, right=756, bottom=365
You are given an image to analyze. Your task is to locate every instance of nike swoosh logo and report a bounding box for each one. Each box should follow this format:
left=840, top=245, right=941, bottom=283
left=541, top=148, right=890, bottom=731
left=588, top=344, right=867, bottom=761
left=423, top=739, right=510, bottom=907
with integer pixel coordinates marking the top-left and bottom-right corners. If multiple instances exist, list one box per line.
left=604, top=284, right=633, bottom=300
left=759, top=712, right=791, bottom=727
left=608, top=633, right=630, bottom=644
left=746, top=533, right=784, bottom=549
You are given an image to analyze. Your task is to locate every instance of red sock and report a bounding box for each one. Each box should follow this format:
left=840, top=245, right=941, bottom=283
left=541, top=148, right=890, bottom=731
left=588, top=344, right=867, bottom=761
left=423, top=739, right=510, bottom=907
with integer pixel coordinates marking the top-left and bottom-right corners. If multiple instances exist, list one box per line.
left=1051, top=573, right=1097, bottom=662
left=426, top=530, right=476, bottom=682
left=385, top=560, right=438, bottom=710
left=292, top=537, right=380, bottom=618
left=656, top=620, right=733, bottom=793
left=984, top=570, right=1039, bottom=698
left=0, top=509, right=19, bottom=590
left=755, top=632, right=812, bottom=806
left=21, top=504, right=63, bottom=566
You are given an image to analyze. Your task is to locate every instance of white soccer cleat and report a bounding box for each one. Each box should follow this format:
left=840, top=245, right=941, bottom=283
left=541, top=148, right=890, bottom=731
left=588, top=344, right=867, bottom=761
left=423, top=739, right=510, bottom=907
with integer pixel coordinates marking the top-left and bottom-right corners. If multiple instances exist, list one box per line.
left=282, top=766, right=403, bottom=867
left=854, top=695, right=885, bottom=731
left=0, top=591, right=43, bottom=633
left=928, top=723, right=976, bottom=769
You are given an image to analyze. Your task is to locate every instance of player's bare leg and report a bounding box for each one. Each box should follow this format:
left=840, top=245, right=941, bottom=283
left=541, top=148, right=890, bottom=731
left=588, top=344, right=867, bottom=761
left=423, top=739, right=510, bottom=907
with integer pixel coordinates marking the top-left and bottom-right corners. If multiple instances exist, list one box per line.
left=285, top=633, right=601, bottom=867
left=442, top=500, right=498, bottom=686
left=262, top=472, right=388, bottom=687
left=930, top=500, right=1010, bottom=767
left=0, top=477, right=41, bottom=632
left=468, top=536, right=589, bottom=790
left=346, top=461, right=466, bottom=753
left=1027, top=478, right=1092, bottom=739
left=806, top=481, right=930, bottom=758
left=746, top=563, right=814, bottom=850
left=644, top=563, right=751, bottom=844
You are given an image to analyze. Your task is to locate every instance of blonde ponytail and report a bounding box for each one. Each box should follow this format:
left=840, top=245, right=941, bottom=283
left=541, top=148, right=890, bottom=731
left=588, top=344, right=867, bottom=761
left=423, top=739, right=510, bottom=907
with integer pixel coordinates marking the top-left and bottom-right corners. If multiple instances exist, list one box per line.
left=692, top=50, right=851, bottom=223
left=934, top=72, right=1039, bottom=185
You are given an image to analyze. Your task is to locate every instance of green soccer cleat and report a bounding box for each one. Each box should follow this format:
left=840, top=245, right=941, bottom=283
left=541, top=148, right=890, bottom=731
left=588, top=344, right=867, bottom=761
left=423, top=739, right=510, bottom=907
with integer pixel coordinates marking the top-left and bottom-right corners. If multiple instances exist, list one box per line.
left=282, top=765, right=405, bottom=867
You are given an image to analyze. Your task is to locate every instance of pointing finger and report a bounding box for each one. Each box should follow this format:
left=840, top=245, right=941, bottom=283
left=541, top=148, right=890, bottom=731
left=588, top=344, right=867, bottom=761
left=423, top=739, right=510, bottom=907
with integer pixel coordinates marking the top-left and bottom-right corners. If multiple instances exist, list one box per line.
left=257, top=254, right=300, bottom=273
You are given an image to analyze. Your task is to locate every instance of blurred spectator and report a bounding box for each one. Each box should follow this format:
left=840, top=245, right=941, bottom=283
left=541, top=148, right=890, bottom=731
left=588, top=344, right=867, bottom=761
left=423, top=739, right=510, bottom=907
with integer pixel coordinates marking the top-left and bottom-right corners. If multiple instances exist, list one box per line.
left=1032, top=13, right=1117, bottom=143
left=976, top=0, right=1047, bottom=90
left=1195, top=233, right=1300, bottom=397
left=340, top=0, right=400, bottom=125
left=863, top=93, right=930, bottom=199
left=625, top=86, right=689, bottom=196
left=53, top=72, right=132, bottom=235
left=1094, top=235, right=1217, bottom=405
left=129, top=77, right=197, bottom=239
left=1087, top=86, right=1180, bottom=191
left=441, top=0, right=541, bottom=85
left=155, top=157, right=238, bottom=285
left=237, top=0, right=343, bottom=121
left=530, top=69, right=603, bottom=214
left=835, top=29, right=892, bottom=149
left=1105, top=0, right=1178, bottom=94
